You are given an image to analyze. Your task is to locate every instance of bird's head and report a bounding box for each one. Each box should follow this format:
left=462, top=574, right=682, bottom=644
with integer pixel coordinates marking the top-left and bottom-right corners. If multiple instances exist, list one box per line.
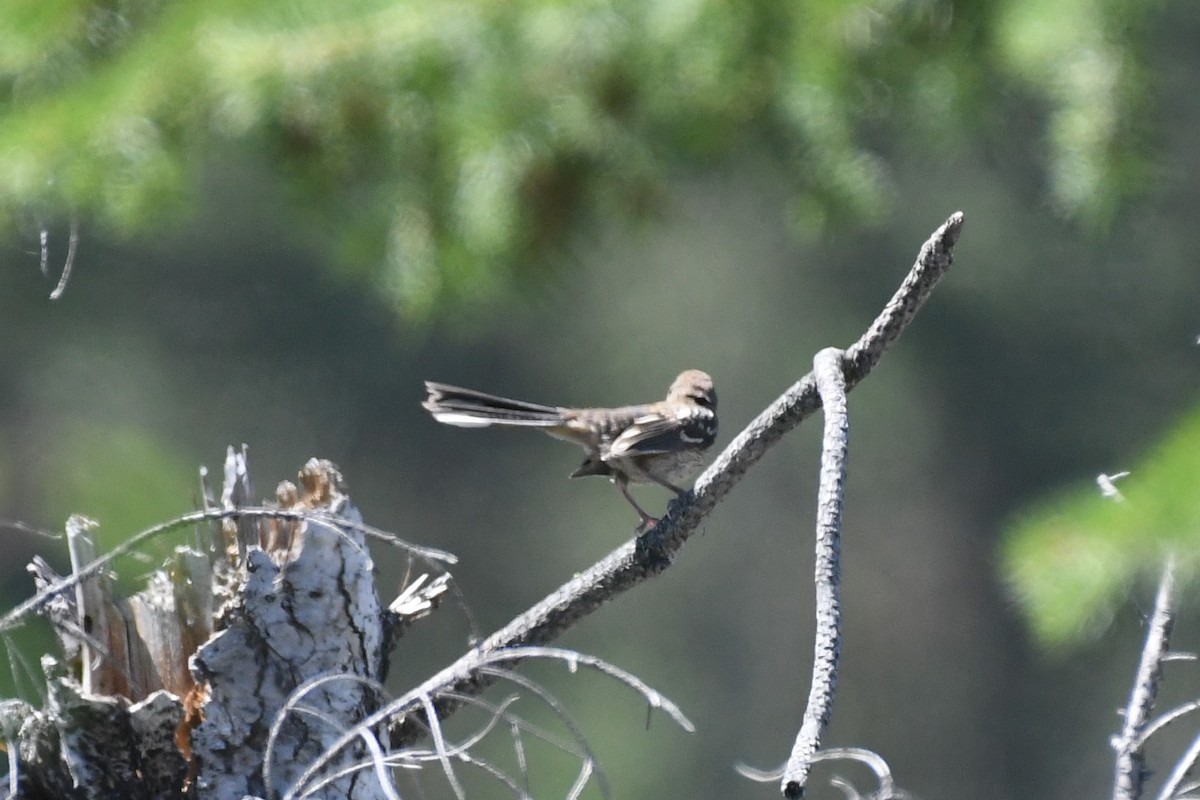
left=667, top=369, right=717, bottom=411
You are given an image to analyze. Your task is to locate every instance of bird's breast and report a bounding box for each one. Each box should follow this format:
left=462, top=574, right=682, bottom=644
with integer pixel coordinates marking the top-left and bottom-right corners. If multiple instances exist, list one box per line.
left=623, top=449, right=708, bottom=486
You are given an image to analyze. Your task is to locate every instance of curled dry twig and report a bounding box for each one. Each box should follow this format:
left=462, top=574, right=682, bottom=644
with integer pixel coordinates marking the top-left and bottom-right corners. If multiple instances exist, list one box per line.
left=285, top=645, right=696, bottom=799
left=738, top=746, right=897, bottom=799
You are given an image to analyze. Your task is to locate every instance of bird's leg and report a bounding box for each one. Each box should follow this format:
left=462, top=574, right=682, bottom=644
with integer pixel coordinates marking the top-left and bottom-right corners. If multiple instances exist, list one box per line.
left=645, top=473, right=686, bottom=495
left=614, top=476, right=658, bottom=532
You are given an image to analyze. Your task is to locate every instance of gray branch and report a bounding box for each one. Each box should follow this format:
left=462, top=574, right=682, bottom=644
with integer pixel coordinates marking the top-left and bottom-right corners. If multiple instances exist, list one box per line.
left=1113, top=555, right=1178, bottom=800
left=782, top=347, right=849, bottom=798
left=379, top=211, right=963, bottom=743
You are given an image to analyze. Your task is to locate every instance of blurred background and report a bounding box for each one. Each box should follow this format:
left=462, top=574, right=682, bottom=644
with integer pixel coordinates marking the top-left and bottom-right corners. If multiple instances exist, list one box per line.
left=1, top=1, right=1199, bottom=797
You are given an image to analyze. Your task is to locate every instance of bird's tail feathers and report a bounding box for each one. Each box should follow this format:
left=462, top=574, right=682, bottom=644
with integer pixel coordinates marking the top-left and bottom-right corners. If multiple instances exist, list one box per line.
left=423, top=382, right=564, bottom=428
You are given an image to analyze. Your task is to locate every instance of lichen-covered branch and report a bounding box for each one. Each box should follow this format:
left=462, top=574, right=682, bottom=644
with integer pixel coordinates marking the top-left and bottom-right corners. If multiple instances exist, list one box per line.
left=782, top=347, right=849, bottom=799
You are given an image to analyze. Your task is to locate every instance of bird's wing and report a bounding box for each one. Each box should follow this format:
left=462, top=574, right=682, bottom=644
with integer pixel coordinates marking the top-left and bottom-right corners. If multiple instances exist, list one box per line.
left=604, top=409, right=716, bottom=459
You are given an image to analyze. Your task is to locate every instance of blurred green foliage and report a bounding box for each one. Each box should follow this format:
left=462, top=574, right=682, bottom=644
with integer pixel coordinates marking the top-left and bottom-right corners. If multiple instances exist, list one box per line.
left=0, top=3, right=1194, bottom=796
left=1003, top=403, right=1200, bottom=647
left=40, top=423, right=195, bottom=569
left=0, top=0, right=1156, bottom=315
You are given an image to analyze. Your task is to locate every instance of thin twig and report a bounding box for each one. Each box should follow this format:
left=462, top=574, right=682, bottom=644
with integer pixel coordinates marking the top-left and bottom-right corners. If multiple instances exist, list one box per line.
left=38, top=229, right=49, bottom=277
left=286, top=705, right=403, bottom=800
left=0, top=519, right=62, bottom=540
left=438, top=752, right=530, bottom=798
left=285, top=645, right=693, bottom=799
left=431, top=694, right=524, bottom=754
left=1174, top=779, right=1200, bottom=796
left=783, top=348, right=849, bottom=798
left=0, top=506, right=456, bottom=636
left=510, top=716, right=530, bottom=795
left=1135, top=699, right=1200, bottom=749
left=1113, top=555, right=1178, bottom=800
left=480, top=667, right=609, bottom=800
left=1156, top=729, right=1200, bottom=800
left=263, top=672, right=392, bottom=800
left=4, top=741, right=16, bottom=800
left=419, top=692, right=467, bottom=800
left=385, top=213, right=964, bottom=746
left=48, top=217, right=79, bottom=301
left=828, top=775, right=859, bottom=800
left=301, top=668, right=608, bottom=800
left=738, top=746, right=896, bottom=798
left=1, top=634, right=44, bottom=705
left=64, top=516, right=98, bottom=695
left=0, top=701, right=30, bottom=800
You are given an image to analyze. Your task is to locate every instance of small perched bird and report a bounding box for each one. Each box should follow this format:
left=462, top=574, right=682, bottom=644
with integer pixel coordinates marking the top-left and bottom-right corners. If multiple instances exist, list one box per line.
left=422, top=370, right=718, bottom=530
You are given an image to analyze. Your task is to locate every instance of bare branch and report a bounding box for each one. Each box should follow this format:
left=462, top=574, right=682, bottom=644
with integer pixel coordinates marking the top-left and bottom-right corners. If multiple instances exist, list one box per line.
left=434, top=694, right=524, bottom=754
left=285, top=644, right=696, bottom=799
left=783, top=347, right=849, bottom=798
left=0, top=506, right=456, bottom=636
left=0, top=519, right=63, bottom=541
left=1113, top=555, right=1178, bottom=800
left=65, top=516, right=100, bottom=695
left=291, top=660, right=618, bottom=800
left=1135, top=700, right=1200, bottom=750
left=438, top=753, right=531, bottom=798
left=385, top=212, right=964, bottom=745
left=418, top=691, right=467, bottom=800
left=478, top=667, right=609, bottom=800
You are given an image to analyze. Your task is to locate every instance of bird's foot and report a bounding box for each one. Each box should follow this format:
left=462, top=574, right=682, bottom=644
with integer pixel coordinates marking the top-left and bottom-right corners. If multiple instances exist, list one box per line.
left=635, top=515, right=661, bottom=534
